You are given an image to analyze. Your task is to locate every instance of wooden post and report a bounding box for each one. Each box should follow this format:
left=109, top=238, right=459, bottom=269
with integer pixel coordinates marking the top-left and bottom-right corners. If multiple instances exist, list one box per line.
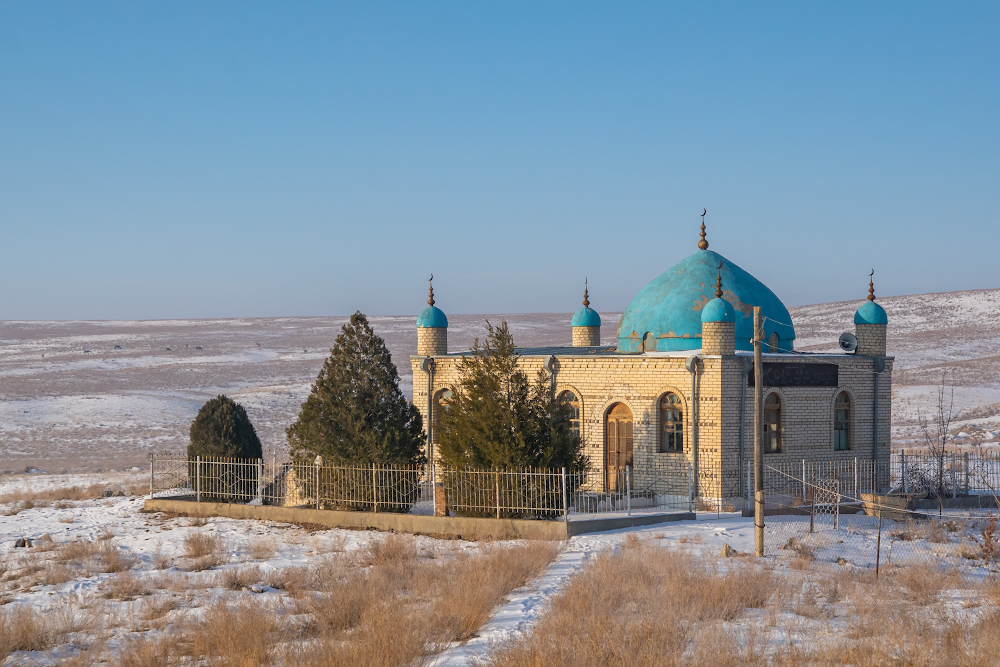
left=754, top=306, right=764, bottom=557
left=149, top=454, right=154, bottom=500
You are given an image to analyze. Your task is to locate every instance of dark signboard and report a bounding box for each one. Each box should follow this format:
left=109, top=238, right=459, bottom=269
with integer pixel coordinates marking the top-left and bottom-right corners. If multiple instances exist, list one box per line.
left=747, top=362, right=838, bottom=388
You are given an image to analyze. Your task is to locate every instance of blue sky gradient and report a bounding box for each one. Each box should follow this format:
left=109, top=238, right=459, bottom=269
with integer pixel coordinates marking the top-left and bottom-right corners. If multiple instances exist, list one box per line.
left=2, top=2, right=998, bottom=319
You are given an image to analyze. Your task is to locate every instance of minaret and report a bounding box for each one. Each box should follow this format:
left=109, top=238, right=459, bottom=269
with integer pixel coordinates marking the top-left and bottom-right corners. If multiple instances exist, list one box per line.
left=417, top=275, right=448, bottom=356
left=571, top=279, right=602, bottom=346
left=701, top=261, right=736, bottom=355
left=854, top=270, right=887, bottom=356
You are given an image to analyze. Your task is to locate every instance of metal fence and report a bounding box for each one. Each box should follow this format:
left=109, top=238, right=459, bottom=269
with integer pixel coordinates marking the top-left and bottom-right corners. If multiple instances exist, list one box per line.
left=149, top=455, right=692, bottom=521
left=759, top=457, right=1000, bottom=570
left=892, top=451, right=1000, bottom=498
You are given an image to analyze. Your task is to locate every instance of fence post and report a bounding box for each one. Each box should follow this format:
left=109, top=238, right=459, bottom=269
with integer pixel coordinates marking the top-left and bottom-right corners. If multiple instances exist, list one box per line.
left=809, top=471, right=816, bottom=534
left=965, top=452, right=970, bottom=496
left=315, top=461, right=320, bottom=510
left=149, top=454, right=154, bottom=499
left=902, top=450, right=907, bottom=493
left=196, top=456, right=201, bottom=503
left=802, top=460, right=806, bottom=503
left=952, top=453, right=957, bottom=499
left=431, top=463, right=437, bottom=517
left=372, top=462, right=378, bottom=513
left=561, top=467, right=568, bottom=521
left=746, top=459, right=751, bottom=512
left=854, top=457, right=858, bottom=500
left=688, top=461, right=693, bottom=513
left=257, top=458, right=263, bottom=504
left=626, top=465, right=631, bottom=516
left=495, top=469, right=501, bottom=520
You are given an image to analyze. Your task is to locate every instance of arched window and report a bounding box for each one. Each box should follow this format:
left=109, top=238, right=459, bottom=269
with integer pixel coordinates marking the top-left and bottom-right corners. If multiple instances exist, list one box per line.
left=834, top=392, right=850, bottom=451
left=763, top=393, right=781, bottom=452
left=559, top=391, right=581, bottom=441
left=642, top=332, right=657, bottom=352
left=660, top=393, right=684, bottom=453
left=434, top=389, right=452, bottom=429
left=768, top=332, right=779, bottom=353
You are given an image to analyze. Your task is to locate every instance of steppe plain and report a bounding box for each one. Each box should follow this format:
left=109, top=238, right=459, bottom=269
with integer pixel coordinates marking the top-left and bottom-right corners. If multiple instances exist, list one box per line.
left=2, top=287, right=1000, bottom=473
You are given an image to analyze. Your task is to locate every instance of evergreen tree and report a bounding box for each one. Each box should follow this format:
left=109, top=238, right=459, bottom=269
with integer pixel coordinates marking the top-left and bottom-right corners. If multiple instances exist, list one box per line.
left=437, top=320, right=585, bottom=471
left=188, top=395, right=263, bottom=460
left=287, top=311, right=425, bottom=466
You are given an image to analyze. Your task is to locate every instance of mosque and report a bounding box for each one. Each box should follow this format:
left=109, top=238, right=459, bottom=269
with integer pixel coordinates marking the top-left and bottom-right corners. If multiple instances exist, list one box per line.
left=411, top=217, right=892, bottom=503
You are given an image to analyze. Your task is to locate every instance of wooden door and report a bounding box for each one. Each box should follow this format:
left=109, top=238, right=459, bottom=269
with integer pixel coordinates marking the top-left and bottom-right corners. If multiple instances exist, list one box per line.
left=605, top=403, right=634, bottom=491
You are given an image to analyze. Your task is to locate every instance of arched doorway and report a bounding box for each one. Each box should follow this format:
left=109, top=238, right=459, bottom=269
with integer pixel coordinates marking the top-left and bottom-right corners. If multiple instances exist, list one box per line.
left=605, top=403, right=633, bottom=491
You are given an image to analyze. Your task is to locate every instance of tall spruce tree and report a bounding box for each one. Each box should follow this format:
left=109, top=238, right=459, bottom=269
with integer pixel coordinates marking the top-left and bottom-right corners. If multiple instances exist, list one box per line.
left=287, top=311, right=425, bottom=465
left=437, top=320, right=585, bottom=470
left=188, top=395, right=263, bottom=460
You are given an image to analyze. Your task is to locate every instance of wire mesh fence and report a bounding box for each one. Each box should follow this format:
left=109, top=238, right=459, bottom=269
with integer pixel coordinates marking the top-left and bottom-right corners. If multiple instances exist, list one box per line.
left=149, top=455, right=693, bottom=521
left=760, top=458, right=1000, bottom=570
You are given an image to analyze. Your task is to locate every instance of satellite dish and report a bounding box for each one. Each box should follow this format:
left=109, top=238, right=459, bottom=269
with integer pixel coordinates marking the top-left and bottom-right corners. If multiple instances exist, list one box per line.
left=838, top=332, right=858, bottom=353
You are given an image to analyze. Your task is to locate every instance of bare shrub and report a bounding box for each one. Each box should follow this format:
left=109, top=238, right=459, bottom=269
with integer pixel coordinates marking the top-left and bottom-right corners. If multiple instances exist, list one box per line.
left=116, top=634, right=173, bottom=667
left=139, top=595, right=181, bottom=622
left=895, top=564, right=960, bottom=606
left=97, top=525, right=115, bottom=541
left=265, top=565, right=312, bottom=596
left=0, top=604, right=59, bottom=656
left=57, top=539, right=102, bottom=564
left=106, top=571, right=150, bottom=601
left=305, top=574, right=374, bottom=635
left=183, top=531, right=224, bottom=559
left=186, top=597, right=277, bottom=665
left=58, top=516, right=76, bottom=524
left=98, top=542, right=138, bottom=573
left=248, top=538, right=277, bottom=561
left=43, top=563, right=76, bottom=586
left=218, top=565, right=262, bottom=591
left=358, top=533, right=418, bottom=567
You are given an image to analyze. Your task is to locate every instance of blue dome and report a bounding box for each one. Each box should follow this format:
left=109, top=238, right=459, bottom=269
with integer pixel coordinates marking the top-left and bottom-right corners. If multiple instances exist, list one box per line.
left=617, top=249, right=795, bottom=352
left=854, top=300, right=887, bottom=325
left=417, top=306, right=448, bottom=328
left=572, top=306, right=601, bottom=327
left=701, top=297, right=735, bottom=323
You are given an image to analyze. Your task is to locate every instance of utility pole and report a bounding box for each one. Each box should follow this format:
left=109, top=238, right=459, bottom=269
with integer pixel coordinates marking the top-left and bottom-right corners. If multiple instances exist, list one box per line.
left=754, top=306, right=764, bottom=557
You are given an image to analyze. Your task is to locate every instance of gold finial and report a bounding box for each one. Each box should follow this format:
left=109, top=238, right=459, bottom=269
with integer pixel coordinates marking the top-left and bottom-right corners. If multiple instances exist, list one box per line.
left=714, top=261, right=723, bottom=299
left=582, top=277, right=590, bottom=308
left=698, top=208, right=709, bottom=250
left=427, top=274, right=435, bottom=307
left=867, top=269, right=875, bottom=301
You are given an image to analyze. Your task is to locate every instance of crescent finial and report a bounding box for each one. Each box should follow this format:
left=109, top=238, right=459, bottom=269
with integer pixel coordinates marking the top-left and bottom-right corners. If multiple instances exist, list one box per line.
left=868, top=269, right=876, bottom=301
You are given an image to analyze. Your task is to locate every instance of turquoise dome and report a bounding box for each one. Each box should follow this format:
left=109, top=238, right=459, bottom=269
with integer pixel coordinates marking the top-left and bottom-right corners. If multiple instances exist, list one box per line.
left=616, top=249, right=795, bottom=352
left=701, top=297, right=735, bottom=323
left=417, top=306, right=448, bottom=328
left=572, top=307, right=601, bottom=327
left=854, top=300, right=887, bottom=325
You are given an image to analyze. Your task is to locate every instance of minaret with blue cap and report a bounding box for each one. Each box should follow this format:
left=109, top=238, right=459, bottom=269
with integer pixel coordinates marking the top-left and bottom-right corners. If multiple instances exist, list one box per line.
left=417, top=275, right=448, bottom=356
left=854, top=270, right=887, bottom=357
left=701, top=262, right=736, bottom=355
left=571, top=279, right=602, bottom=346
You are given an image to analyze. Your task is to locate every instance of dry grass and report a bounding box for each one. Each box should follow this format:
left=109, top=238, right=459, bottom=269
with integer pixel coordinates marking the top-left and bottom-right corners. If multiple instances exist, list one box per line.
left=488, top=539, right=776, bottom=667
left=0, top=604, right=65, bottom=658
left=183, top=530, right=224, bottom=559
left=247, top=537, right=277, bottom=561
left=183, top=597, right=278, bottom=666
left=0, top=481, right=143, bottom=507
left=115, top=634, right=173, bottom=667
left=105, top=571, right=151, bottom=601
left=358, top=532, right=418, bottom=567
left=893, top=563, right=961, bottom=605
left=218, top=565, right=263, bottom=591
left=99, top=542, right=139, bottom=573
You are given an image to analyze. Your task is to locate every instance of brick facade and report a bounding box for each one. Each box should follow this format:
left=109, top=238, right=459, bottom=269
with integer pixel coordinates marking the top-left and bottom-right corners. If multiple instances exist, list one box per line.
left=416, top=327, right=447, bottom=356
left=411, top=348, right=893, bottom=503
left=856, top=323, right=886, bottom=357
left=701, top=321, right=735, bottom=356
left=572, top=326, right=601, bottom=347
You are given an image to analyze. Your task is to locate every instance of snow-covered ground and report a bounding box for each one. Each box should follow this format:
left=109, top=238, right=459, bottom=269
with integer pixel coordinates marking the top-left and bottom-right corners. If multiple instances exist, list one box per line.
left=2, top=287, right=1000, bottom=469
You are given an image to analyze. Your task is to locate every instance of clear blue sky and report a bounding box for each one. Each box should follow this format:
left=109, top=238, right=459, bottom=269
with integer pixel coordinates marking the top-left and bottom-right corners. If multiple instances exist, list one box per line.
left=2, top=2, right=998, bottom=320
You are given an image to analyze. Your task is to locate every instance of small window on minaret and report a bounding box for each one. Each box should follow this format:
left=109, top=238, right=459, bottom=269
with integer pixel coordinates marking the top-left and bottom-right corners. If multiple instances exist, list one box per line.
left=768, top=333, right=779, bottom=353
left=642, top=333, right=657, bottom=352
